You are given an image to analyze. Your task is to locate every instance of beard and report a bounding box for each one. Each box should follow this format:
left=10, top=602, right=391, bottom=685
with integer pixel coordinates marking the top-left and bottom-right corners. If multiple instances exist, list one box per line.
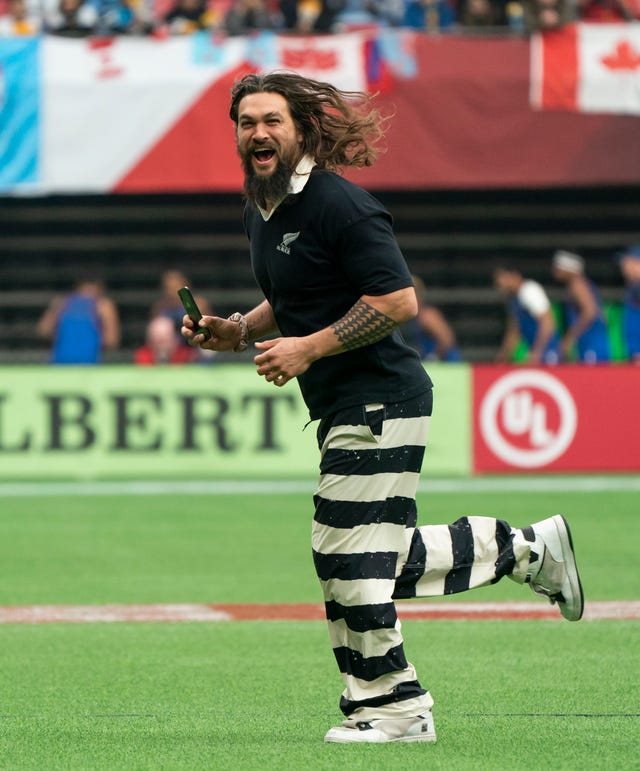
left=240, top=148, right=295, bottom=209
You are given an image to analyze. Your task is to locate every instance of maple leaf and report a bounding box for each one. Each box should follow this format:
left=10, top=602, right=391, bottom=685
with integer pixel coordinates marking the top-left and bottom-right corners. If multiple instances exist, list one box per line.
left=601, top=40, right=640, bottom=71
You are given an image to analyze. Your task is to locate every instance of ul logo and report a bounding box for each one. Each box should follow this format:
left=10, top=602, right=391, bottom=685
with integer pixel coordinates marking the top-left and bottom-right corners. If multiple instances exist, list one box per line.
left=480, top=370, right=577, bottom=468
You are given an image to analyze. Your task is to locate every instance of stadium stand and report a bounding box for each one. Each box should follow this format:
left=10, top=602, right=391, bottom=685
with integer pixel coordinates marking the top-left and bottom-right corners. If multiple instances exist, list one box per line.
left=1, top=185, right=638, bottom=363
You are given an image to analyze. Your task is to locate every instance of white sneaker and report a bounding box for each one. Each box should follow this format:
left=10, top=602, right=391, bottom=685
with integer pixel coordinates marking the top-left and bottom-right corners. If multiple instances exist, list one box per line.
left=527, top=514, right=584, bottom=621
left=324, top=712, right=436, bottom=743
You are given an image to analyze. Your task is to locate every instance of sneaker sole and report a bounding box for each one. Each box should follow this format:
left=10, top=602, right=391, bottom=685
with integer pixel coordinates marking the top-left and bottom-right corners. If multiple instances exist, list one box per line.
left=389, top=734, right=437, bottom=743
left=324, top=732, right=437, bottom=744
left=553, top=515, right=585, bottom=621
left=324, top=717, right=437, bottom=744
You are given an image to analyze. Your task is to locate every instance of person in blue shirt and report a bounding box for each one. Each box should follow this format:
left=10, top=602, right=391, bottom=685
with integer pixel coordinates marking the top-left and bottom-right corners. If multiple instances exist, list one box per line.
left=405, top=275, right=462, bottom=362
left=617, top=243, right=640, bottom=363
left=551, top=250, right=610, bottom=363
left=38, top=278, right=120, bottom=364
left=493, top=264, right=560, bottom=365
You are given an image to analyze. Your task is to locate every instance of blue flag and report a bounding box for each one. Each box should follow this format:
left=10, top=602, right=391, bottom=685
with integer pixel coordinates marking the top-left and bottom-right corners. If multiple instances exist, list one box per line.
left=0, top=36, right=40, bottom=191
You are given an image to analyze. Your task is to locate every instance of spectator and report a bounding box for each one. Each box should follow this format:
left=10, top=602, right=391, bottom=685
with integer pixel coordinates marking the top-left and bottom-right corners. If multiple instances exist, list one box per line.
left=135, top=315, right=198, bottom=364
left=280, top=0, right=346, bottom=32
left=617, top=243, right=640, bottom=364
left=402, top=0, right=456, bottom=29
left=151, top=269, right=211, bottom=341
left=578, top=0, right=636, bottom=21
left=163, top=0, right=208, bottom=33
left=552, top=250, right=610, bottom=363
left=37, top=277, right=120, bottom=365
left=523, top=0, right=572, bottom=30
left=0, top=0, right=41, bottom=34
left=96, top=0, right=154, bottom=34
left=458, top=0, right=505, bottom=26
left=364, top=0, right=405, bottom=26
left=406, top=276, right=462, bottom=361
left=47, top=0, right=98, bottom=35
left=493, top=263, right=560, bottom=365
left=224, top=0, right=272, bottom=34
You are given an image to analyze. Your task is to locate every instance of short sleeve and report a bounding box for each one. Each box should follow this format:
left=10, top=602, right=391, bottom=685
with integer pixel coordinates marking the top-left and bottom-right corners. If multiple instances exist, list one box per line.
left=519, top=280, right=551, bottom=317
left=312, top=179, right=413, bottom=296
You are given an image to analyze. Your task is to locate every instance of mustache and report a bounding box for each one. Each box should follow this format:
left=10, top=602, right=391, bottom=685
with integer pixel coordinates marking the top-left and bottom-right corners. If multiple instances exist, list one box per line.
left=239, top=142, right=278, bottom=159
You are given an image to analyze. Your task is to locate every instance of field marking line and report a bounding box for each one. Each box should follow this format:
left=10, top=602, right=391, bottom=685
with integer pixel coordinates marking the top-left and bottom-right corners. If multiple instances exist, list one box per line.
left=1, top=476, right=640, bottom=497
left=0, top=601, right=638, bottom=624
left=0, top=604, right=231, bottom=624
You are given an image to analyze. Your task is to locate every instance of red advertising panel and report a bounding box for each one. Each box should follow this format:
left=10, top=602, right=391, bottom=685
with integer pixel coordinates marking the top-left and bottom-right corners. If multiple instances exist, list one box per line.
left=473, top=366, right=640, bottom=473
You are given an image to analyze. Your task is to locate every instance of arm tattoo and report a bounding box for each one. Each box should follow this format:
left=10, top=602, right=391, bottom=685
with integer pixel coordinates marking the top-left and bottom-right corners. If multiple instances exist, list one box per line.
left=332, top=299, right=398, bottom=351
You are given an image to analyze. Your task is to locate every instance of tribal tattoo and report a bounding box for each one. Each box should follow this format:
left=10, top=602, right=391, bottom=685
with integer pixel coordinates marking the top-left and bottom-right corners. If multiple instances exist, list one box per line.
left=332, top=299, right=397, bottom=351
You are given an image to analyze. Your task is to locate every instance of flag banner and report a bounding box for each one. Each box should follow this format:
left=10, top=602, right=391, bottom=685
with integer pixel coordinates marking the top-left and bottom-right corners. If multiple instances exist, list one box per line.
left=531, top=22, right=640, bottom=115
left=0, top=37, right=40, bottom=191
left=42, top=35, right=247, bottom=192
left=37, top=31, right=413, bottom=193
left=2, top=30, right=640, bottom=194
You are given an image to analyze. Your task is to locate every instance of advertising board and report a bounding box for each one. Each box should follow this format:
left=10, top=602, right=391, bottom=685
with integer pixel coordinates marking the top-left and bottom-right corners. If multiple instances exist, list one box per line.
left=473, top=365, right=640, bottom=472
left=0, top=364, right=470, bottom=479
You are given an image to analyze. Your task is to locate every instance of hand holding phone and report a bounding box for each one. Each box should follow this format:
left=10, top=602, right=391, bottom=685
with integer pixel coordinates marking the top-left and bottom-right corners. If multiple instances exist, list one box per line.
left=178, top=286, right=212, bottom=342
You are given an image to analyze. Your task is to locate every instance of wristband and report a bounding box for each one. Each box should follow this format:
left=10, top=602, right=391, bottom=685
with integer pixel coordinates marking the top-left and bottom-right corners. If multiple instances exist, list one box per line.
left=228, top=312, right=249, bottom=352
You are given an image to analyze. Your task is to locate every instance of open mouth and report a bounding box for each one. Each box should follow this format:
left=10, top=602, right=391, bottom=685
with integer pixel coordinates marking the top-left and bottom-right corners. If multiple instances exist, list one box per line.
left=253, top=148, right=276, bottom=165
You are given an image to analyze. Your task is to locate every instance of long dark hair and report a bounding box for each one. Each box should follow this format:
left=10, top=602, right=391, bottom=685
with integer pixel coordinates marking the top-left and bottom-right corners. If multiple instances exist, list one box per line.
left=229, top=71, right=388, bottom=171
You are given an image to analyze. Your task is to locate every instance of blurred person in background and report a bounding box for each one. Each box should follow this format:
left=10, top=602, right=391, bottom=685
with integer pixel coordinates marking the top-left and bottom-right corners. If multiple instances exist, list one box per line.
left=617, top=243, right=640, bottom=363
left=46, top=0, right=98, bottom=34
left=94, top=0, right=154, bottom=34
left=363, top=0, right=406, bottom=26
left=405, top=275, right=462, bottom=361
left=494, top=263, right=560, bottom=364
left=38, top=277, right=120, bottom=365
left=402, top=0, right=456, bottom=29
left=151, top=269, right=211, bottom=340
left=151, top=269, right=214, bottom=362
left=280, top=0, right=346, bottom=32
left=0, top=0, right=41, bottom=34
left=135, top=315, right=198, bottom=365
left=224, top=0, right=273, bottom=34
left=183, top=71, right=584, bottom=745
left=578, top=0, right=638, bottom=20
left=163, top=0, right=209, bottom=32
left=551, top=250, right=610, bottom=363
left=523, top=0, right=572, bottom=29
left=458, top=0, right=505, bottom=26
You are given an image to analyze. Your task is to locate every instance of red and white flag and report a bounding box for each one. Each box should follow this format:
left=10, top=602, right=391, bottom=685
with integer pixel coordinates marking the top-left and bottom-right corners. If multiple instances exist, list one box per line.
left=40, top=33, right=371, bottom=193
left=531, top=22, right=640, bottom=115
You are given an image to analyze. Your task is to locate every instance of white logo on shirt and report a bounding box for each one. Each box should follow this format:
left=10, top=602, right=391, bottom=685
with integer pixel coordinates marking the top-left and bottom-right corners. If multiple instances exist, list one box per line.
left=276, top=231, right=300, bottom=255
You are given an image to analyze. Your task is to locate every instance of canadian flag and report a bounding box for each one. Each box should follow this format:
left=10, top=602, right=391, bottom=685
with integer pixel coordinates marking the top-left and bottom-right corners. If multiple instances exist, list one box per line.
left=531, top=22, right=640, bottom=115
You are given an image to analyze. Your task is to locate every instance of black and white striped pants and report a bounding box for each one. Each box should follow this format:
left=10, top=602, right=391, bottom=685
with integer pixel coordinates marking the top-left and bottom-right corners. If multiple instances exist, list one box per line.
left=312, top=391, right=532, bottom=721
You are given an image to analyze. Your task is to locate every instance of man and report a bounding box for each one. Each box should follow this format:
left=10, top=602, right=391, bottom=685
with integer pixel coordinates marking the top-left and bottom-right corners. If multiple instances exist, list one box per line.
left=182, top=72, right=583, bottom=744
left=493, top=264, right=560, bottom=365
left=37, top=276, right=120, bottom=364
left=551, top=250, right=610, bottom=363
left=151, top=269, right=211, bottom=343
left=134, top=315, right=198, bottom=365
left=617, top=243, right=640, bottom=363
left=406, top=275, right=462, bottom=362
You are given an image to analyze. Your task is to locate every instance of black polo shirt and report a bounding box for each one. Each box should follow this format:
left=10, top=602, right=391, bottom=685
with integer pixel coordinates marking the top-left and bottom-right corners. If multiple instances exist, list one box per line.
left=244, top=169, right=432, bottom=419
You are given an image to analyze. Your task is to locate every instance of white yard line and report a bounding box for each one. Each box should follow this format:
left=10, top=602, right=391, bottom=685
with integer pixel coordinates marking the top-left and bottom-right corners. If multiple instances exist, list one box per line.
left=1, top=476, right=640, bottom=497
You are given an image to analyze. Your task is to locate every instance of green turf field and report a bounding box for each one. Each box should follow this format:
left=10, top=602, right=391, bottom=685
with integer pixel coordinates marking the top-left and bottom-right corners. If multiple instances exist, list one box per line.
left=1, top=480, right=638, bottom=769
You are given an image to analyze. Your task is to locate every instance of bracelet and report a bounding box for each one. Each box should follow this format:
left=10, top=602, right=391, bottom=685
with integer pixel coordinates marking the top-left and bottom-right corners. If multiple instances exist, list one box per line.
left=228, top=312, right=249, bottom=352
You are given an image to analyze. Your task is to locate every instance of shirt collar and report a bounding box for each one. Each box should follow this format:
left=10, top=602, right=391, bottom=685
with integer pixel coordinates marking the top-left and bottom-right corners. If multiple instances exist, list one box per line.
left=257, top=155, right=316, bottom=222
